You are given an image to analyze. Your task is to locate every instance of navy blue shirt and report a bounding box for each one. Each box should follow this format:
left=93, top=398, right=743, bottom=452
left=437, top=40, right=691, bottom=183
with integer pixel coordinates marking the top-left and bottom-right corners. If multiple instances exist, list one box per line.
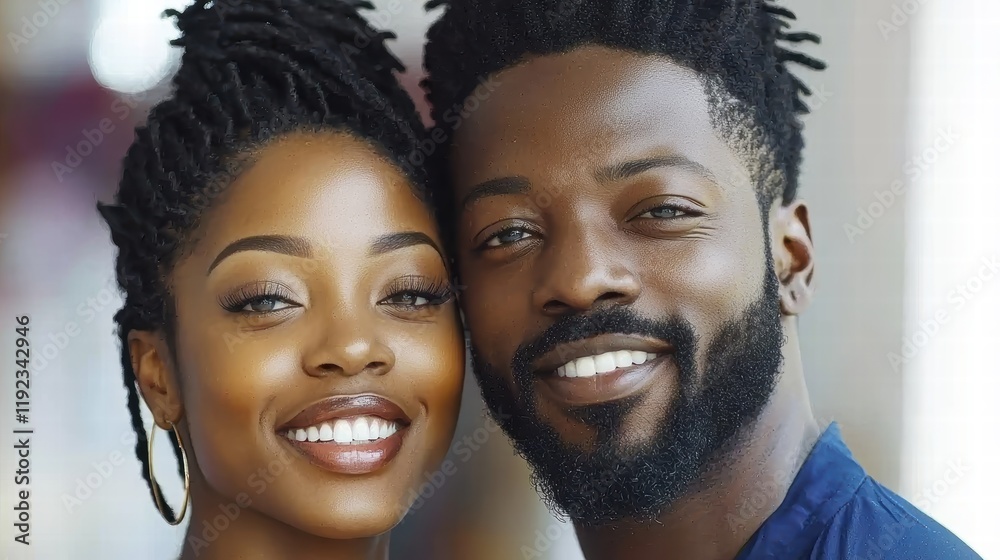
left=735, top=423, right=982, bottom=560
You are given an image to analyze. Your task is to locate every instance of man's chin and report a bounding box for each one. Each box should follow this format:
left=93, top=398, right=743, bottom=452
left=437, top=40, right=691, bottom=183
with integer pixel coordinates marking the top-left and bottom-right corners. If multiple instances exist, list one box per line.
left=536, top=395, right=666, bottom=452
left=473, top=363, right=706, bottom=524
left=527, top=449, right=698, bottom=526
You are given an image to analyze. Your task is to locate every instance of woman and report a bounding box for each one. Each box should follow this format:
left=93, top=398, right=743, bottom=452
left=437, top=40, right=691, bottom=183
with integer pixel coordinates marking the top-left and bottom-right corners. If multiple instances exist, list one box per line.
left=96, top=1, right=464, bottom=558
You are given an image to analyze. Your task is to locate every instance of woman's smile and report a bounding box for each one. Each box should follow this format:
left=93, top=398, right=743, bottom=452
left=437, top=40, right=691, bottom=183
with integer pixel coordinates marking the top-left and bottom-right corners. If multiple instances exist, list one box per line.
left=278, top=393, right=413, bottom=475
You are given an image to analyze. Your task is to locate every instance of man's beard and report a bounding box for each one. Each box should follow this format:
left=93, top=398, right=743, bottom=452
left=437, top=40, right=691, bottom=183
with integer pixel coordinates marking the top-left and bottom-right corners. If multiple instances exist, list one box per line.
left=470, top=265, right=785, bottom=526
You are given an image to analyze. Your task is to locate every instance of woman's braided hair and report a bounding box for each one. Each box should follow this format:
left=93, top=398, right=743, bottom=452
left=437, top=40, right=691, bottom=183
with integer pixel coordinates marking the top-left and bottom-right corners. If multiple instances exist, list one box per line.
left=96, top=0, right=433, bottom=519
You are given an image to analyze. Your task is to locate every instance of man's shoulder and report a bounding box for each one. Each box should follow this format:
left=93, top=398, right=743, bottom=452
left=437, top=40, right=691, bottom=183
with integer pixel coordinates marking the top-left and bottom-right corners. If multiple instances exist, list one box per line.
left=812, top=476, right=982, bottom=560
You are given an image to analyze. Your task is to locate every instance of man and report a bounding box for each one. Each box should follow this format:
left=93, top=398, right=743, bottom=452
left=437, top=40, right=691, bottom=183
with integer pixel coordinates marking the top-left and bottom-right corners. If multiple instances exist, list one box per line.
left=421, top=0, right=982, bottom=558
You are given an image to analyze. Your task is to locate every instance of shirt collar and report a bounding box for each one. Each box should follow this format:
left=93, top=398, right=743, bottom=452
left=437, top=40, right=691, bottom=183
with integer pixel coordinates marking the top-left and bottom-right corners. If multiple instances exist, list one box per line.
left=736, top=422, right=867, bottom=559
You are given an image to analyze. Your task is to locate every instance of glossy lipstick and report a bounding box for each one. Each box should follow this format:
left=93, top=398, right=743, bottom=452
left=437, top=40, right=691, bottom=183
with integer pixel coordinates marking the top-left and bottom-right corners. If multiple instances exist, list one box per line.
left=278, top=394, right=411, bottom=475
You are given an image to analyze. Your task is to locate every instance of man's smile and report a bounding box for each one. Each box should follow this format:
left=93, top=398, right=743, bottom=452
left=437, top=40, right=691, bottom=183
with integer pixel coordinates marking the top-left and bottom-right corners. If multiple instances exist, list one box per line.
left=530, top=333, right=674, bottom=376
left=527, top=333, right=677, bottom=408
left=536, top=353, right=676, bottom=408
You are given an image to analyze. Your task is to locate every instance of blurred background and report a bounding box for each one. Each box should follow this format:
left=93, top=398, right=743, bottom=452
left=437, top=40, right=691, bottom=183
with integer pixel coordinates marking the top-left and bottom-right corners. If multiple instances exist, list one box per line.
left=0, top=0, right=997, bottom=558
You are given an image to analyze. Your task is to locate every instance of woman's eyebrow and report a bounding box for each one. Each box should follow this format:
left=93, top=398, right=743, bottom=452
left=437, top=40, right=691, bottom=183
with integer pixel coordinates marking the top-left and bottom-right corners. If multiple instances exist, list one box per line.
left=368, top=231, right=444, bottom=260
left=207, top=234, right=312, bottom=275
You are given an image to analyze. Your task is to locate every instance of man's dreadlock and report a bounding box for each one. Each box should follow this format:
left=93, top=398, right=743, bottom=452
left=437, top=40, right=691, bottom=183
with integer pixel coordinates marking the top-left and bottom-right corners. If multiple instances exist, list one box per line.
left=422, top=0, right=825, bottom=208
left=96, top=0, right=433, bottom=520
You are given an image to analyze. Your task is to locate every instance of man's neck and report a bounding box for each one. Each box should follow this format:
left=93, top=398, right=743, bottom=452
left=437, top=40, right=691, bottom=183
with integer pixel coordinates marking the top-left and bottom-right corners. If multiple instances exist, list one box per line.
left=574, top=345, right=820, bottom=560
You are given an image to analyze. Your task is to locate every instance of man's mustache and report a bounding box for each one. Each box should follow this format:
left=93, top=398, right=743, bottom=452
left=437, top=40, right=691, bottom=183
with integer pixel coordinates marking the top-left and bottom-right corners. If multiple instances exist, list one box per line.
left=511, top=306, right=699, bottom=380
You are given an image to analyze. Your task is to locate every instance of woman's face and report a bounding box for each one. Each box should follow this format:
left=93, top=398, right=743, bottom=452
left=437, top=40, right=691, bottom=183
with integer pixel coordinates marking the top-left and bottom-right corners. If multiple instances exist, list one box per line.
left=156, top=132, right=464, bottom=537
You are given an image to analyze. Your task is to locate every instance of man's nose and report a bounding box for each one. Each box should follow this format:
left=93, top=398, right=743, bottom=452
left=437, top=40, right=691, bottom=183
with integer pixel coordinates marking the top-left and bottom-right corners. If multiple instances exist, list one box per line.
left=532, top=228, right=640, bottom=317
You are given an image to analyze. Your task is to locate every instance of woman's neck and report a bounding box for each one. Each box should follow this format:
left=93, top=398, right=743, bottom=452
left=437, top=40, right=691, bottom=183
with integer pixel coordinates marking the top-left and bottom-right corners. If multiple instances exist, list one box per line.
left=178, top=492, right=390, bottom=560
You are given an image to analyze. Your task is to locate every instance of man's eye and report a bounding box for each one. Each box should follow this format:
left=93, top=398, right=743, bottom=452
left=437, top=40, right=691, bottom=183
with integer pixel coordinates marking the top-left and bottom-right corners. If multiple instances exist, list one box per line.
left=485, top=228, right=534, bottom=247
left=637, top=206, right=691, bottom=219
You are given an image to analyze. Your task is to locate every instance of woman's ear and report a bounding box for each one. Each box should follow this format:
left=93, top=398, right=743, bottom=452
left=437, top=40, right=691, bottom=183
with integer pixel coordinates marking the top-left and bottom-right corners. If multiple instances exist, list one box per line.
left=128, top=330, right=183, bottom=427
left=771, top=200, right=815, bottom=316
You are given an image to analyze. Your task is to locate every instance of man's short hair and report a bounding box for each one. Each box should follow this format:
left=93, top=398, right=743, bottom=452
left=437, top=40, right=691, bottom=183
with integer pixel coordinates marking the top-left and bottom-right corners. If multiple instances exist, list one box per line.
left=422, top=0, right=826, bottom=209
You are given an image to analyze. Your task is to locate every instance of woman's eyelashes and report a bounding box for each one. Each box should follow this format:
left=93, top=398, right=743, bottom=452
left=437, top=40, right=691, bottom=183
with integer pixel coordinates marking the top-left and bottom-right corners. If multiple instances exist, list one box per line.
left=220, top=281, right=300, bottom=315
left=378, top=275, right=454, bottom=310
left=218, top=275, right=453, bottom=324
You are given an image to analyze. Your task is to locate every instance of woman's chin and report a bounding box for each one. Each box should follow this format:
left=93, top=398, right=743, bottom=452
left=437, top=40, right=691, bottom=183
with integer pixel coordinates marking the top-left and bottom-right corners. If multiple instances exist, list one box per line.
left=283, top=503, right=408, bottom=540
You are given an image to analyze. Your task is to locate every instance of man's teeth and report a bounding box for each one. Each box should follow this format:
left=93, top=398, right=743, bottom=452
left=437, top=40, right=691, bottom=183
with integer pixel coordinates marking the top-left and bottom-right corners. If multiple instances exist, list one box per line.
left=284, top=416, right=399, bottom=444
left=556, top=350, right=658, bottom=378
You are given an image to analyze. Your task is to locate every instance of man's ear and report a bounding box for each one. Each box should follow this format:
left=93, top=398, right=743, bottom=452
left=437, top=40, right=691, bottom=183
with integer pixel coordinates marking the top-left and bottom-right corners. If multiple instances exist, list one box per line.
left=128, top=330, right=183, bottom=428
left=771, top=200, right=815, bottom=316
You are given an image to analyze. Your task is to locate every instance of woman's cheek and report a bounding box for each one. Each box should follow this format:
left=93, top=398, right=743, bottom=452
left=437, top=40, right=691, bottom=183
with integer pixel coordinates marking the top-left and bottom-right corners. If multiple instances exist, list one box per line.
left=181, top=333, right=298, bottom=494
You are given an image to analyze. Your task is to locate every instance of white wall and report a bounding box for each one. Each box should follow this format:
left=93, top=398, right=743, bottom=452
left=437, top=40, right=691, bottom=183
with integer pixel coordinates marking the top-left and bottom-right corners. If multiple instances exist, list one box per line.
left=902, top=1, right=1000, bottom=557
left=784, top=0, right=912, bottom=489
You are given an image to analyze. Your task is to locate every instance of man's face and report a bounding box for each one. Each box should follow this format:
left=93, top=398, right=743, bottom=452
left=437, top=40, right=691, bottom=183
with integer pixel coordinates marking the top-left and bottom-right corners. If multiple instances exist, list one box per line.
left=448, top=45, right=797, bottom=523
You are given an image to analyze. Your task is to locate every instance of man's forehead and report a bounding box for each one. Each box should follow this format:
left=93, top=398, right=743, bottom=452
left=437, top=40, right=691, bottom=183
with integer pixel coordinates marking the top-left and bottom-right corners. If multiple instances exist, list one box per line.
left=449, top=46, right=748, bottom=195
left=458, top=46, right=712, bottom=135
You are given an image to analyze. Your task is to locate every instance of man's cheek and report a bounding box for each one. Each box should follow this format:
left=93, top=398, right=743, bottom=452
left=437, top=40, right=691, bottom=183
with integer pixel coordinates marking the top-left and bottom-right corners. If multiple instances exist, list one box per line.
left=466, top=306, right=521, bottom=355
left=662, top=277, right=751, bottom=337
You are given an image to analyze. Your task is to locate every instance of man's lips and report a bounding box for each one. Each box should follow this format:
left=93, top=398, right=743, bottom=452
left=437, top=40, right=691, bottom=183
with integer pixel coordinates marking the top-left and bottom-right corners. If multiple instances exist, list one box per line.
left=537, top=354, right=675, bottom=407
left=530, top=334, right=674, bottom=376
left=278, top=394, right=411, bottom=431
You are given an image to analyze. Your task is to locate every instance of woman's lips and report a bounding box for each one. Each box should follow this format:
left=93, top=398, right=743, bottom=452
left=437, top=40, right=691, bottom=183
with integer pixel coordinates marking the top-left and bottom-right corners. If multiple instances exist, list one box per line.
left=284, top=429, right=406, bottom=475
left=278, top=394, right=412, bottom=475
left=279, top=394, right=411, bottom=430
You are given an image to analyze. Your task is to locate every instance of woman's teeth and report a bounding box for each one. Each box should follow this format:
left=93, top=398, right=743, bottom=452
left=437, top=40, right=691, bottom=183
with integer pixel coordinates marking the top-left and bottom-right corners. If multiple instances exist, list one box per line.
left=555, top=350, right=658, bottom=378
left=284, top=416, right=399, bottom=444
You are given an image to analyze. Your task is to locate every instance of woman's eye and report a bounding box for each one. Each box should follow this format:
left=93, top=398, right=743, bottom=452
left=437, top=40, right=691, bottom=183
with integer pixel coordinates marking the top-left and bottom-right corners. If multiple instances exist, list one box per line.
left=637, top=206, right=691, bottom=219
left=384, top=292, right=437, bottom=307
left=485, top=228, right=533, bottom=247
left=394, top=293, right=428, bottom=306
left=243, top=297, right=293, bottom=313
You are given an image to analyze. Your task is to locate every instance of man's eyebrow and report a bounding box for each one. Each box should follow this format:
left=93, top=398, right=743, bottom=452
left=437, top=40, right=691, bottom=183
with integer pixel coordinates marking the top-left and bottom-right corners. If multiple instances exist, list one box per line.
left=207, top=234, right=312, bottom=275
left=594, top=155, right=718, bottom=184
left=458, top=176, right=531, bottom=213
left=368, top=231, right=443, bottom=259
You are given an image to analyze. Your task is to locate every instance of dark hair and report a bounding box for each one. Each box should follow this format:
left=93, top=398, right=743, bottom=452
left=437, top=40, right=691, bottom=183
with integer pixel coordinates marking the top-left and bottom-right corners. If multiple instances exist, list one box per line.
left=97, top=0, right=432, bottom=519
left=421, top=0, right=826, bottom=208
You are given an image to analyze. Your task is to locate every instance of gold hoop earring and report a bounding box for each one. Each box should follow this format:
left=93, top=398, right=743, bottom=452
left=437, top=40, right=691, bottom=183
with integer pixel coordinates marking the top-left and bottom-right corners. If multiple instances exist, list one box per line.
left=148, top=419, right=190, bottom=525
